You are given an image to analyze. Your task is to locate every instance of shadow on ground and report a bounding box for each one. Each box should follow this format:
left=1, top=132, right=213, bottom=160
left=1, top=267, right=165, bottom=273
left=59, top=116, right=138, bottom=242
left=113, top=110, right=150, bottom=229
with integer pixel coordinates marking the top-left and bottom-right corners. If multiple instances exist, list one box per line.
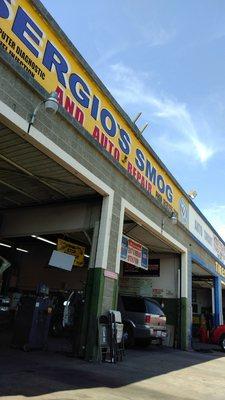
left=0, top=333, right=224, bottom=399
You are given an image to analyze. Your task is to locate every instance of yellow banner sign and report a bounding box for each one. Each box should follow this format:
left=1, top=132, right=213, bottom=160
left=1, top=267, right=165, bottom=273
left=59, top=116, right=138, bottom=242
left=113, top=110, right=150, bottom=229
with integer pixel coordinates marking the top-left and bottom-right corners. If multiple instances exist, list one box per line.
left=215, top=262, right=225, bottom=279
left=57, top=239, right=85, bottom=267
left=0, top=0, right=186, bottom=215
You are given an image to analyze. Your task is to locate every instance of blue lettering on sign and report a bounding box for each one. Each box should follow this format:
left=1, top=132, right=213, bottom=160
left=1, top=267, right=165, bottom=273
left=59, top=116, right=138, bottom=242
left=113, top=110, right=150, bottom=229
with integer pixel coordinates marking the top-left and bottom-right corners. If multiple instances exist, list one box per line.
left=12, top=6, right=43, bottom=58
left=135, top=148, right=145, bottom=171
left=166, top=185, right=173, bottom=203
left=0, top=0, right=11, bottom=19
left=146, top=160, right=156, bottom=185
left=4, top=3, right=175, bottom=205
left=119, top=128, right=131, bottom=155
left=43, top=41, right=68, bottom=87
left=157, top=174, right=165, bottom=194
left=100, top=108, right=117, bottom=137
left=69, top=73, right=90, bottom=108
left=134, top=151, right=173, bottom=202
left=91, top=95, right=100, bottom=120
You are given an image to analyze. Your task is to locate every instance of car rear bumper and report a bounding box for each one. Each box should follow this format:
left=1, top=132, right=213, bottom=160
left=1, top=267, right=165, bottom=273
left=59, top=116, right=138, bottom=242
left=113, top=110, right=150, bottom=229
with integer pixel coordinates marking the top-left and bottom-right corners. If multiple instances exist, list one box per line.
left=134, top=325, right=167, bottom=340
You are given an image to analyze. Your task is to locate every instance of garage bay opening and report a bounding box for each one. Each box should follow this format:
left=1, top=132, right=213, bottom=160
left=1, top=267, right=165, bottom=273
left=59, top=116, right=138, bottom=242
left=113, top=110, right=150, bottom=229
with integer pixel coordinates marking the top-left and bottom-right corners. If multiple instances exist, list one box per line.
left=0, top=121, right=103, bottom=360
left=117, top=215, right=182, bottom=349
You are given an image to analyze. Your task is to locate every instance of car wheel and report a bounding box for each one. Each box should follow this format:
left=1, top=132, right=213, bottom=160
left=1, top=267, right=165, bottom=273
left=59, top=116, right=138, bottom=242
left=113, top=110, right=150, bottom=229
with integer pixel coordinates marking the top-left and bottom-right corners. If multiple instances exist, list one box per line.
left=123, top=324, right=134, bottom=348
left=220, top=334, right=225, bottom=352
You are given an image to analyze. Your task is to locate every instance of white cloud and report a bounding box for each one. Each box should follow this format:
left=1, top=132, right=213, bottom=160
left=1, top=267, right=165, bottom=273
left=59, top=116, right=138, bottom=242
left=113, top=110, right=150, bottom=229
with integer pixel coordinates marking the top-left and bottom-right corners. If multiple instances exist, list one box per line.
left=107, top=63, right=216, bottom=164
left=203, top=205, right=225, bottom=241
left=94, top=42, right=129, bottom=68
left=94, top=24, right=175, bottom=68
left=135, top=26, right=176, bottom=48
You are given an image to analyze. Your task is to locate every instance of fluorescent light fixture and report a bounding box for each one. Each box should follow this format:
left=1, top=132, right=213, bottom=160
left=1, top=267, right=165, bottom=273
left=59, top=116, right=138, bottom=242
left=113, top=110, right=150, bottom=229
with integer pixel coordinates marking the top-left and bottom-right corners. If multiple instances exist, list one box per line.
left=16, top=247, right=28, bottom=253
left=0, top=243, right=12, bottom=248
left=84, top=254, right=90, bottom=258
left=31, top=235, right=57, bottom=246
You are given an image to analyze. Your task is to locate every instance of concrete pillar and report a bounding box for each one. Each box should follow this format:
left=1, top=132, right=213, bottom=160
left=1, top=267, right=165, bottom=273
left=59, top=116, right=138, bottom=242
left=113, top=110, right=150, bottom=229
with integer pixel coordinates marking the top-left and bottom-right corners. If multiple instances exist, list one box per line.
left=82, top=194, right=122, bottom=361
left=180, top=251, right=190, bottom=350
left=211, top=286, right=215, bottom=320
left=100, top=193, right=122, bottom=313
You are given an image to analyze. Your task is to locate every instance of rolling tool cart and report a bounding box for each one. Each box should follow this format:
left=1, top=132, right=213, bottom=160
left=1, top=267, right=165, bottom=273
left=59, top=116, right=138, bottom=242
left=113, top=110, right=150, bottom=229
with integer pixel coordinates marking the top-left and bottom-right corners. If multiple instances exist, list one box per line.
left=98, top=310, right=124, bottom=363
left=11, top=283, right=52, bottom=351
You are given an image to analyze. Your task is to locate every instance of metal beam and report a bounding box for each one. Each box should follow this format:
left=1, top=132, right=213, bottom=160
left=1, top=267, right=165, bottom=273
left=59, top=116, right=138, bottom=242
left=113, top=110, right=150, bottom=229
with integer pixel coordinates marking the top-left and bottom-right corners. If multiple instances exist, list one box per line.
left=192, top=275, right=213, bottom=281
left=0, top=201, right=101, bottom=237
left=0, top=179, right=39, bottom=202
left=83, top=230, right=92, bottom=245
left=0, top=153, right=70, bottom=199
left=0, top=195, right=22, bottom=206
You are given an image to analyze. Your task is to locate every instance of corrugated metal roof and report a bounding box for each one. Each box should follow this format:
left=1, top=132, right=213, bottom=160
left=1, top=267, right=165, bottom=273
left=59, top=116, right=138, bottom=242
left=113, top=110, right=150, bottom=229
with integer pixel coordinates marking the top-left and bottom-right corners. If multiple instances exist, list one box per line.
left=0, top=122, right=96, bottom=209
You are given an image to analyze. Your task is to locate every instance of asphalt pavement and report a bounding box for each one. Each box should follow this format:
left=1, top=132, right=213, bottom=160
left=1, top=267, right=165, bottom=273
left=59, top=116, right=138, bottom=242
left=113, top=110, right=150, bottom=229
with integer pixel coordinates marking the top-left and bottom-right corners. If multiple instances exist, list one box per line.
left=0, top=344, right=225, bottom=400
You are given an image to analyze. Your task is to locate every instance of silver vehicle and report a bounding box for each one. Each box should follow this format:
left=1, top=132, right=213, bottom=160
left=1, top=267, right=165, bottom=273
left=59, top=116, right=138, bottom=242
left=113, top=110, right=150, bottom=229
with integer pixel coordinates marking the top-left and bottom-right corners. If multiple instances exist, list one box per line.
left=118, top=295, right=167, bottom=347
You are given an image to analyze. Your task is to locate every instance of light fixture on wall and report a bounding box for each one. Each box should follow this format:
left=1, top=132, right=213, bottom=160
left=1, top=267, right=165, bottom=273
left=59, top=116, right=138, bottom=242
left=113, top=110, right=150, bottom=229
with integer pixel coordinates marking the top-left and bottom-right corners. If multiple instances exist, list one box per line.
left=188, top=190, right=197, bottom=200
left=28, top=91, right=59, bottom=133
left=161, top=211, right=178, bottom=233
left=170, top=212, right=178, bottom=225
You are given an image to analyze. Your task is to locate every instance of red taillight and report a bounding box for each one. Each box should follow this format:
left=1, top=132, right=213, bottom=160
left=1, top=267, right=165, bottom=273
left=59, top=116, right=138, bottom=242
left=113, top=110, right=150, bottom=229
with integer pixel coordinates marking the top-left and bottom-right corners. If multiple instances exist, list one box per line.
left=145, top=314, right=151, bottom=324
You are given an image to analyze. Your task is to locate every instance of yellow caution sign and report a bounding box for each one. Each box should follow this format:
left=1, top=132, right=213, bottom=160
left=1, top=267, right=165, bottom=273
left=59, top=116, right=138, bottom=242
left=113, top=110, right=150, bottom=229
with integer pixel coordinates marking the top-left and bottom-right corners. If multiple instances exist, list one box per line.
left=57, top=239, right=85, bottom=267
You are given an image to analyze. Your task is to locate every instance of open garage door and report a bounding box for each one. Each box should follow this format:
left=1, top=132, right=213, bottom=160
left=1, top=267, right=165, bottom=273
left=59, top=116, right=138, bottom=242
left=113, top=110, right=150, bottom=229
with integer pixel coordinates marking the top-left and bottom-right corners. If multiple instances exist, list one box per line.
left=0, top=121, right=99, bottom=209
left=192, top=262, right=214, bottom=349
left=222, top=281, right=225, bottom=323
left=117, top=215, right=182, bottom=349
left=0, top=121, right=103, bottom=358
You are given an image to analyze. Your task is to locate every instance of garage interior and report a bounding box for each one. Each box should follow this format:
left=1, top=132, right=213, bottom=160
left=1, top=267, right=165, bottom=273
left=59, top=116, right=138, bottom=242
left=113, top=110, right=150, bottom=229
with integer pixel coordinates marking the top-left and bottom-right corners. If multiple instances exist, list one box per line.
left=222, top=281, right=225, bottom=322
left=0, top=121, right=102, bottom=356
left=192, top=262, right=214, bottom=346
left=118, top=216, right=182, bottom=348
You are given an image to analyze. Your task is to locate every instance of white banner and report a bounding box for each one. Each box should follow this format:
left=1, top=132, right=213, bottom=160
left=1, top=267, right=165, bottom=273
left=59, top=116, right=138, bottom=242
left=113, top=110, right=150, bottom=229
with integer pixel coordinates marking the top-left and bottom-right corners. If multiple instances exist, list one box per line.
left=189, top=205, right=225, bottom=264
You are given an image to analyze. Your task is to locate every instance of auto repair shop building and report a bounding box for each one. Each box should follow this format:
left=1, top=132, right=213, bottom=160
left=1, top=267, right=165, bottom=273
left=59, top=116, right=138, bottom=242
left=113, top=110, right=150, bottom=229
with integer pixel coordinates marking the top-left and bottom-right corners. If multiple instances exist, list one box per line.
left=0, top=0, right=225, bottom=360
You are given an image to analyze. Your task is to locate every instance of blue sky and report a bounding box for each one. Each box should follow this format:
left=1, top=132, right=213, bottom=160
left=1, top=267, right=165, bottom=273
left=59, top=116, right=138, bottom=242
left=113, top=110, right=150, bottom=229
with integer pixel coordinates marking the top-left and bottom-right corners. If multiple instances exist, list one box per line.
left=41, top=0, right=225, bottom=239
